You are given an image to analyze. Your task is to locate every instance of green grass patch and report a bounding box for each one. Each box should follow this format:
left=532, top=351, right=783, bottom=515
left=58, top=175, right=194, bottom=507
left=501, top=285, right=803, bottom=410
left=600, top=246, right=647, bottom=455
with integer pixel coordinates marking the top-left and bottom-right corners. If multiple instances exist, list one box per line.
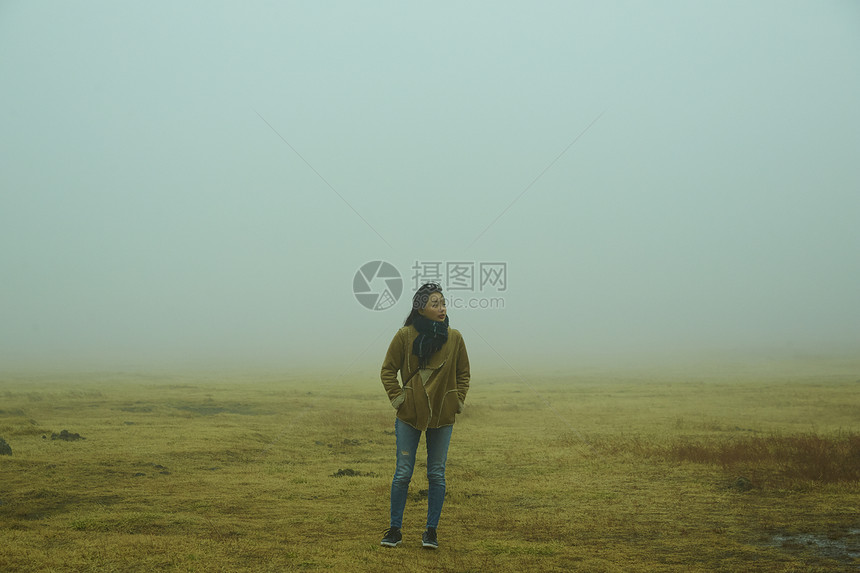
left=1, top=366, right=858, bottom=572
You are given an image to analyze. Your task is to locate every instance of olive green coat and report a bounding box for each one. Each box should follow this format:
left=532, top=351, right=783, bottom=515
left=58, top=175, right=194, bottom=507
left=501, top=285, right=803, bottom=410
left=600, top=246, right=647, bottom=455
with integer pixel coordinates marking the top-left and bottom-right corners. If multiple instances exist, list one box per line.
left=380, top=325, right=470, bottom=430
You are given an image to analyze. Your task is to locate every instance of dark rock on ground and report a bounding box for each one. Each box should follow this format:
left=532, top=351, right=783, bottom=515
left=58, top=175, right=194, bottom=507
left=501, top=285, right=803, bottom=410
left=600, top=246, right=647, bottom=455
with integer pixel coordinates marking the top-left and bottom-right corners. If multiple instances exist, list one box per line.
left=133, top=462, right=169, bottom=473
left=412, top=489, right=449, bottom=500
left=51, top=430, right=85, bottom=441
left=330, top=468, right=377, bottom=477
left=0, top=438, right=12, bottom=455
left=730, top=476, right=754, bottom=492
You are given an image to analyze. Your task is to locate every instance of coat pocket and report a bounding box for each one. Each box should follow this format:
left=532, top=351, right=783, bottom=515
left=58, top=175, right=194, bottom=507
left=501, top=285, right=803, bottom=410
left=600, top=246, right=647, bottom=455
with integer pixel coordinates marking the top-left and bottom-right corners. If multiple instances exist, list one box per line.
left=398, top=384, right=416, bottom=422
left=439, top=389, right=460, bottom=424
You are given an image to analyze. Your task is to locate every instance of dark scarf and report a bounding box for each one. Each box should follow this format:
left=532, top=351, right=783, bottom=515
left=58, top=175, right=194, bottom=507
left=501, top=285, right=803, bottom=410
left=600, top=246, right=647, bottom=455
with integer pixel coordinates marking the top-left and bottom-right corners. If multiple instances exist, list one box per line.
left=411, top=315, right=449, bottom=368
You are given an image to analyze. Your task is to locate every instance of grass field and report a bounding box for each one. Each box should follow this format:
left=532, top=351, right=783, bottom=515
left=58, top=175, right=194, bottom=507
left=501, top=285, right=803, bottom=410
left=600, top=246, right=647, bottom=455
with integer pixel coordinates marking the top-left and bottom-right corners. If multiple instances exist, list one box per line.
left=1, top=360, right=859, bottom=572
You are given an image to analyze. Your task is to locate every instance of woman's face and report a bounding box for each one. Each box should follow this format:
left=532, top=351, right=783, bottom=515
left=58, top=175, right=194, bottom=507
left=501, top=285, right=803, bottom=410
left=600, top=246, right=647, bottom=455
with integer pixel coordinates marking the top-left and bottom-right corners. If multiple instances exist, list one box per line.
left=418, top=292, right=447, bottom=322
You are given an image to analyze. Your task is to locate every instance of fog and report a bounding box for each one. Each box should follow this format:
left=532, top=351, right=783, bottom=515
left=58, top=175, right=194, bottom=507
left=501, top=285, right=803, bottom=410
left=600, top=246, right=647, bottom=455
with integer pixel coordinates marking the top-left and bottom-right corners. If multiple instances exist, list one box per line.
left=2, top=2, right=858, bottom=375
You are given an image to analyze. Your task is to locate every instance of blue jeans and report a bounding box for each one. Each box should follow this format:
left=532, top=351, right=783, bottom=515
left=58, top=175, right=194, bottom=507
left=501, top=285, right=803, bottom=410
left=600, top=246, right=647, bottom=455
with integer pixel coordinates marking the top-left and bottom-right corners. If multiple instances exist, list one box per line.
left=389, top=418, right=453, bottom=529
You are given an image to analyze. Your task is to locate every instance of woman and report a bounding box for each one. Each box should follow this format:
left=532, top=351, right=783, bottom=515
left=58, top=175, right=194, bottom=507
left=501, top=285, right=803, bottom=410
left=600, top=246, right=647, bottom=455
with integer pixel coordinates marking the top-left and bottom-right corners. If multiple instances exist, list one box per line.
left=380, top=282, right=471, bottom=549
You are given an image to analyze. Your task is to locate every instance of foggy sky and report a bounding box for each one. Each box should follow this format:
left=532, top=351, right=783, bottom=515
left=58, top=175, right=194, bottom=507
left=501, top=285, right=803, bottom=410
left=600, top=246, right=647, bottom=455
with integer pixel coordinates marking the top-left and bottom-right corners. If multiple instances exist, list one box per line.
left=2, top=1, right=859, bottom=374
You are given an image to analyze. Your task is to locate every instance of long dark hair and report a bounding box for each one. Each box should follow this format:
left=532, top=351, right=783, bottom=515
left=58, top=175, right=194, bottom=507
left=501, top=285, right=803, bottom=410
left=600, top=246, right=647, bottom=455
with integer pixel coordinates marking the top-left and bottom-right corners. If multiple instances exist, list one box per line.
left=404, top=282, right=444, bottom=326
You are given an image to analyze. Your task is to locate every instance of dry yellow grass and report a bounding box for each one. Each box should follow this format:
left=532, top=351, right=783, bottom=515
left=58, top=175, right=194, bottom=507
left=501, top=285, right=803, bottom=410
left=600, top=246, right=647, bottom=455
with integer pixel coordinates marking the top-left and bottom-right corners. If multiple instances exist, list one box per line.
left=1, top=363, right=858, bottom=572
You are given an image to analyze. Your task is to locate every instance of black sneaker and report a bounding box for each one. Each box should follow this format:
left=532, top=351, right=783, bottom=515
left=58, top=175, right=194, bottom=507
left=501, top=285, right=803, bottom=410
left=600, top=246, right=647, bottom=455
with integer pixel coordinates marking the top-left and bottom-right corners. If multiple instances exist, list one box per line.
left=381, top=526, right=402, bottom=547
left=422, top=527, right=438, bottom=549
